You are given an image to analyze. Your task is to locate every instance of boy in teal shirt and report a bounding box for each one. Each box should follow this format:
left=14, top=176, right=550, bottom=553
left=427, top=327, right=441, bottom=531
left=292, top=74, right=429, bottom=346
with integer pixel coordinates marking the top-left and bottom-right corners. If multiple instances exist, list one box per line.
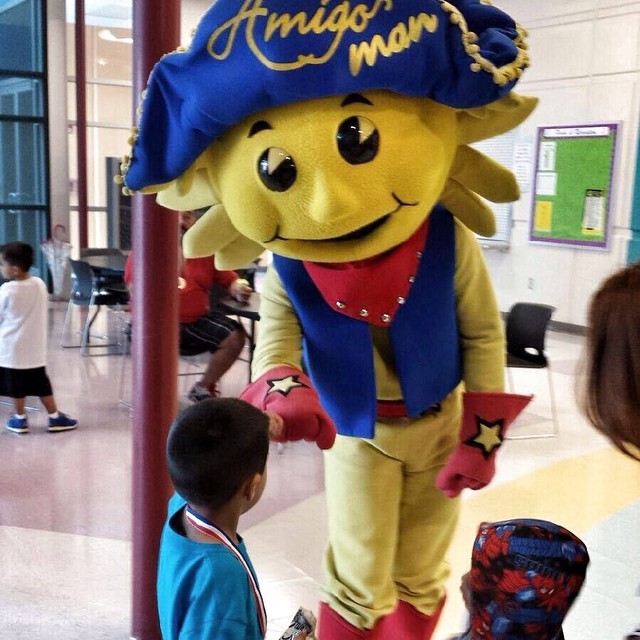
left=157, top=398, right=313, bottom=640
left=158, top=398, right=269, bottom=639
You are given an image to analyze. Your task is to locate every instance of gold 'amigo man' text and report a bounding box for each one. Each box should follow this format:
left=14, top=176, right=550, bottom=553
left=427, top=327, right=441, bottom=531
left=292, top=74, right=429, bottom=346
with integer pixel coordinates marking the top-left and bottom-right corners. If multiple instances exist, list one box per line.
left=206, top=0, right=438, bottom=76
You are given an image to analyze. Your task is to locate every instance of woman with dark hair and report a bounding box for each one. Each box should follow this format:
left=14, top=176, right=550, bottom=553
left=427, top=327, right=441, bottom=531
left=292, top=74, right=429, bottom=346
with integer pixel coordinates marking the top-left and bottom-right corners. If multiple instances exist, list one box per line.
left=581, top=261, right=640, bottom=461
left=580, top=260, right=640, bottom=640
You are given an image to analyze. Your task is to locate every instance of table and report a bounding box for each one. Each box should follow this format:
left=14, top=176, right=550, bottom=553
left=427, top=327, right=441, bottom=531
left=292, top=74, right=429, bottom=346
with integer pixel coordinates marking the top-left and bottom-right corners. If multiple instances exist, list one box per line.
left=82, top=252, right=126, bottom=276
left=217, top=293, right=261, bottom=381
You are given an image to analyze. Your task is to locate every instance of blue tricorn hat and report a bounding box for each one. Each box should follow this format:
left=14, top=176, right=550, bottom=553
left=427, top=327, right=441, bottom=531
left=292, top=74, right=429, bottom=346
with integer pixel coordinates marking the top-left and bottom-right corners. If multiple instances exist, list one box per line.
left=122, top=0, right=530, bottom=191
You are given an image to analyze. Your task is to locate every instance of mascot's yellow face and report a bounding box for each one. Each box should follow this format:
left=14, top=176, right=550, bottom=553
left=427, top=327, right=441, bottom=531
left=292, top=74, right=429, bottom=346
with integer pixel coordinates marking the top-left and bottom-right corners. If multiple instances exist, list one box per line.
left=195, top=90, right=458, bottom=263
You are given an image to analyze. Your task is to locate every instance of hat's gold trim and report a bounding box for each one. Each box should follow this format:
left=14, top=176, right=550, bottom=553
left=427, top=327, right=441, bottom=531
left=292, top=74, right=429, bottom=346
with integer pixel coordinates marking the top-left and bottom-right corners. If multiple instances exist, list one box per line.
left=440, top=0, right=530, bottom=87
left=119, top=42, right=190, bottom=193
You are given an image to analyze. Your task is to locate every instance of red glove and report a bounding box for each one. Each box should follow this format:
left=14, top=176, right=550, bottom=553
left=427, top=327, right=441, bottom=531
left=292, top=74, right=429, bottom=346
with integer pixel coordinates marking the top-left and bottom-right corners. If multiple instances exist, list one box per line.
left=240, top=365, right=336, bottom=450
left=435, top=391, right=532, bottom=497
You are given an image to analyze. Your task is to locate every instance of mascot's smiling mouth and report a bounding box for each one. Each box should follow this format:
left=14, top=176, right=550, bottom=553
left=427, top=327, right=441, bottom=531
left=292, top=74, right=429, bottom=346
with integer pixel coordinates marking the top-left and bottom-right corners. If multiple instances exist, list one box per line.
left=331, top=214, right=389, bottom=242
left=267, top=192, right=417, bottom=243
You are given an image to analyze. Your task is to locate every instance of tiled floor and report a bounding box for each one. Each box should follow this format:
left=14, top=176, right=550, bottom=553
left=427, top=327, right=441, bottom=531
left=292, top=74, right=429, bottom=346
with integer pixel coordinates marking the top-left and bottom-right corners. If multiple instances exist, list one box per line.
left=0, top=300, right=638, bottom=639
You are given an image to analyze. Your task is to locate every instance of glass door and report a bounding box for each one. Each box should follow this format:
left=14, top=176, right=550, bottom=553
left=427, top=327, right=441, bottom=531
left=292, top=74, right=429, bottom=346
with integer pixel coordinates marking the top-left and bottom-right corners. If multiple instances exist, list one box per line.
left=0, top=0, right=49, bottom=279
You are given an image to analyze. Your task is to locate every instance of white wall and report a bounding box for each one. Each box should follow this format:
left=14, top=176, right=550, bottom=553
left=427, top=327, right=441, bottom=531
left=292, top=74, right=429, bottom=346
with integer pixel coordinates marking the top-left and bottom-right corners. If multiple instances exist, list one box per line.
left=180, top=0, right=212, bottom=46
left=486, top=0, right=640, bottom=326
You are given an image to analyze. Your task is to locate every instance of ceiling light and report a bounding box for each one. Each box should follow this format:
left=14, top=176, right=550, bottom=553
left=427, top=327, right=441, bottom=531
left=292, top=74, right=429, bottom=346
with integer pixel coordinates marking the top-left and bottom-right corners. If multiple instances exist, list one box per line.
left=98, top=28, right=132, bottom=44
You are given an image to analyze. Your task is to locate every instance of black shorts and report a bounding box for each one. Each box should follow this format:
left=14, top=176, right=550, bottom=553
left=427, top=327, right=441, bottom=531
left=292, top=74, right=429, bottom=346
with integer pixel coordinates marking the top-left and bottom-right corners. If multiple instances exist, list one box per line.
left=0, top=366, right=53, bottom=398
left=178, top=312, right=242, bottom=356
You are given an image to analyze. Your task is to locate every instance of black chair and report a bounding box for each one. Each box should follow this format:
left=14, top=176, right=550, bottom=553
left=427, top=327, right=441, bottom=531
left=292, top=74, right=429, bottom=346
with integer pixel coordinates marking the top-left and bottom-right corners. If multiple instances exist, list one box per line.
left=117, top=317, right=133, bottom=407
left=216, top=293, right=260, bottom=383
left=117, top=327, right=210, bottom=408
left=62, top=259, right=130, bottom=355
left=208, top=263, right=263, bottom=384
left=79, top=248, right=126, bottom=288
left=505, top=302, right=558, bottom=438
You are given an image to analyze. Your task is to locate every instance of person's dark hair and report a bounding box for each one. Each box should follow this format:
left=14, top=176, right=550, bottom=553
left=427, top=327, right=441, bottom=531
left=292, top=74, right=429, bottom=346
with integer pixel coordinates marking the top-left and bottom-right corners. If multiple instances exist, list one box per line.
left=1, top=241, right=34, bottom=272
left=167, top=397, right=269, bottom=510
left=581, top=261, right=640, bottom=461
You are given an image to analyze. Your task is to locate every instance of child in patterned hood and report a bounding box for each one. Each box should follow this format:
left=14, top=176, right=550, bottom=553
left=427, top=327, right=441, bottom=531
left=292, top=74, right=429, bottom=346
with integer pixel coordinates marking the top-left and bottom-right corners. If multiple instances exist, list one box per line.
left=454, top=519, right=589, bottom=640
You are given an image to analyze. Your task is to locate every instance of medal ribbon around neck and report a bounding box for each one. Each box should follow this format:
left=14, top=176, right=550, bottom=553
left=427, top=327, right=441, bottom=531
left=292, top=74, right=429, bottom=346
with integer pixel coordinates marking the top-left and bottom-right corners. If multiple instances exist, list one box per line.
left=185, top=506, right=267, bottom=637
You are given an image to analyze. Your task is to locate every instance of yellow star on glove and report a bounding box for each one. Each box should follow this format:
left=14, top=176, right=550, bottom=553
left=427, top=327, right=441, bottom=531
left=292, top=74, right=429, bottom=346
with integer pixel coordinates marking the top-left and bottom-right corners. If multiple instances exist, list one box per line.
left=267, top=375, right=307, bottom=396
left=466, top=417, right=504, bottom=458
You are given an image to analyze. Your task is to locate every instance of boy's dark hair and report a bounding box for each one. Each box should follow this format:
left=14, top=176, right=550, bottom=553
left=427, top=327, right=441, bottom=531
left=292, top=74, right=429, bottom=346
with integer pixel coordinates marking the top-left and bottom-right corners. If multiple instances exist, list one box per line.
left=167, top=397, right=269, bottom=510
left=1, top=241, right=34, bottom=272
left=581, top=261, right=640, bottom=461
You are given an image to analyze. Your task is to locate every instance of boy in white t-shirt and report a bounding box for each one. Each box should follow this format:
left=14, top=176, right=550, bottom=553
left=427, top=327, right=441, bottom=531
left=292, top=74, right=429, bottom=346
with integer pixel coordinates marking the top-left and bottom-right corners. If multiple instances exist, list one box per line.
left=0, top=241, right=77, bottom=434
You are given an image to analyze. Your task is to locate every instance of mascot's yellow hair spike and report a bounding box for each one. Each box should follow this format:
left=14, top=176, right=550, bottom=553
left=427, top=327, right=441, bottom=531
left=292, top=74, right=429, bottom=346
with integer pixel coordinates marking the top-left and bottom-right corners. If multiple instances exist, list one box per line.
left=457, top=93, right=538, bottom=145
left=450, top=146, right=519, bottom=205
left=442, top=147, right=517, bottom=238
left=156, top=158, right=218, bottom=213
left=443, top=92, right=538, bottom=236
left=180, top=203, right=264, bottom=268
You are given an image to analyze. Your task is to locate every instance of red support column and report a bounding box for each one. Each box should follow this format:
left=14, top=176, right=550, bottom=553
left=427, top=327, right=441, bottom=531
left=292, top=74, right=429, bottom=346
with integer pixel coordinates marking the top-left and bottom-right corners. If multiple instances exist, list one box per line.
left=74, top=0, right=88, bottom=248
left=130, top=2, right=180, bottom=638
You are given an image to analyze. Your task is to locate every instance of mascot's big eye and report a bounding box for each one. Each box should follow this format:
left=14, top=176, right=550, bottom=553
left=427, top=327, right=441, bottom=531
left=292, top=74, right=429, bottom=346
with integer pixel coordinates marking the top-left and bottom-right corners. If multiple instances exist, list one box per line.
left=258, top=147, right=297, bottom=192
left=337, top=116, right=379, bottom=165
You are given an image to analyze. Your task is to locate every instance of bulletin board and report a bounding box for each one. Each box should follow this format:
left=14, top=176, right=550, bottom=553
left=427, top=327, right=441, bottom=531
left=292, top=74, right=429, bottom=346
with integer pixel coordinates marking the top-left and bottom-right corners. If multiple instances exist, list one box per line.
left=529, top=123, right=618, bottom=249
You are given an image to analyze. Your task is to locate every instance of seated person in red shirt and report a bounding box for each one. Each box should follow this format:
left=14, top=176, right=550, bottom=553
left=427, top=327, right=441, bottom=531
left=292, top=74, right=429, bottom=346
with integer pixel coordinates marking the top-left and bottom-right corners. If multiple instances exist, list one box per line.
left=125, top=210, right=252, bottom=401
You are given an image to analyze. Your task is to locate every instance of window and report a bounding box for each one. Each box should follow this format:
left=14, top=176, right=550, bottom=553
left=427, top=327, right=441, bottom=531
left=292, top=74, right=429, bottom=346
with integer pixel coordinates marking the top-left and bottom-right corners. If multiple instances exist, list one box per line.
left=66, top=16, right=132, bottom=249
left=471, top=128, right=517, bottom=248
left=0, top=0, right=49, bottom=279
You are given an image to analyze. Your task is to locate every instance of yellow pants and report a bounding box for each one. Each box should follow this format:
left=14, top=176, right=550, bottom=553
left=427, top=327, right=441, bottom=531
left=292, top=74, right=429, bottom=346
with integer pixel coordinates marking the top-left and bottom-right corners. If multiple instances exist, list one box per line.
left=322, top=388, right=461, bottom=630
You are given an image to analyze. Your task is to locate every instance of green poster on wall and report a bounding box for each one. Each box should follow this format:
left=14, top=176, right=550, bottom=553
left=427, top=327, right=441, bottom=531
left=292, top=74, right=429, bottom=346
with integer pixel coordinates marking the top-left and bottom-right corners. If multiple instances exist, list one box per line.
left=529, top=123, right=618, bottom=249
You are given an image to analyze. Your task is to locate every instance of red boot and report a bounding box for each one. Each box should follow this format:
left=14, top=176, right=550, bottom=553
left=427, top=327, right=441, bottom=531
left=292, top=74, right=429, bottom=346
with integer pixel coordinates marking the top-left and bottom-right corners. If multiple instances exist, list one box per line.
left=375, top=597, right=445, bottom=640
left=317, top=602, right=379, bottom=639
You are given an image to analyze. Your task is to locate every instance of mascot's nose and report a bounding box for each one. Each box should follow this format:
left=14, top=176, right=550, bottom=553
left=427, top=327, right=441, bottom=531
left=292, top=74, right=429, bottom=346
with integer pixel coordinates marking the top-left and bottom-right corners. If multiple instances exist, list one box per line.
left=305, top=168, right=361, bottom=225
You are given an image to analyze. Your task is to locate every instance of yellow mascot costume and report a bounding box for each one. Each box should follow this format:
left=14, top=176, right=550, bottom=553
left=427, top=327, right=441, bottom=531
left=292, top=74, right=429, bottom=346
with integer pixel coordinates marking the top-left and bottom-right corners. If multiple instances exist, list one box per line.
left=122, top=1, right=535, bottom=637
